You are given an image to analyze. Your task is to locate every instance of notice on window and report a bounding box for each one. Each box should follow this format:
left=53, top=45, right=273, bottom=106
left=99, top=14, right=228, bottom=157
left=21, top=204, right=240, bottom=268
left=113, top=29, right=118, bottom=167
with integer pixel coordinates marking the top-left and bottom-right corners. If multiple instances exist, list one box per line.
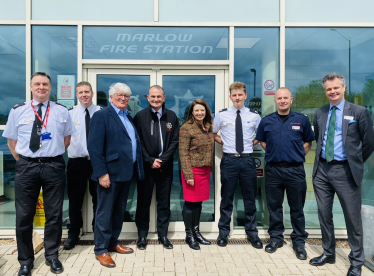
left=57, top=75, right=75, bottom=99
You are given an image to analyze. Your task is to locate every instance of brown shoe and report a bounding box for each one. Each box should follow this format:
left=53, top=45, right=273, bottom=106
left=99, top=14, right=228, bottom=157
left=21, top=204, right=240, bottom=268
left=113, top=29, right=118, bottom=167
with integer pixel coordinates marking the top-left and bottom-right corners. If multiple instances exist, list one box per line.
left=95, top=252, right=116, bottom=267
left=108, top=244, right=134, bottom=254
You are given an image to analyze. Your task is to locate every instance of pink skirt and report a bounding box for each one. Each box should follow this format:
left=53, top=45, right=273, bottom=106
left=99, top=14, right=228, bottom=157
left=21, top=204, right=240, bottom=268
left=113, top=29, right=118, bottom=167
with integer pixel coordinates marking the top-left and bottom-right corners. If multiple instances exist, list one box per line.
left=181, top=166, right=211, bottom=202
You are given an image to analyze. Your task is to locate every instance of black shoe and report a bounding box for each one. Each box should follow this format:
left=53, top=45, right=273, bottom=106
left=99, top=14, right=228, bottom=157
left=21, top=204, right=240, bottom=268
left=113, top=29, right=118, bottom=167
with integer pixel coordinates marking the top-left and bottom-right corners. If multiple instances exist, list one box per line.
left=137, top=237, right=147, bottom=250
left=63, top=236, right=79, bottom=250
left=347, top=265, right=362, bottom=276
left=18, top=264, right=33, bottom=276
left=265, top=241, right=283, bottom=253
left=158, top=237, right=173, bottom=249
left=293, top=246, right=307, bottom=260
left=45, top=259, right=64, bottom=274
left=309, top=254, right=336, bottom=266
left=247, top=235, right=263, bottom=249
left=217, top=234, right=228, bottom=247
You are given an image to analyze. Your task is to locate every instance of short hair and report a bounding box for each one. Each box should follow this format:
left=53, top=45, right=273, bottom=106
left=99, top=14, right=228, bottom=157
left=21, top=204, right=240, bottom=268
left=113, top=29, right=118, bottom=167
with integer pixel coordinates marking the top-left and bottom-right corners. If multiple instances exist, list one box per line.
left=275, top=87, right=292, bottom=96
left=185, top=99, right=213, bottom=132
left=108, top=83, right=132, bottom=97
left=149, top=85, right=165, bottom=95
left=76, top=81, right=93, bottom=92
left=229, top=82, right=246, bottom=94
left=322, top=73, right=346, bottom=88
left=31, top=72, right=51, bottom=84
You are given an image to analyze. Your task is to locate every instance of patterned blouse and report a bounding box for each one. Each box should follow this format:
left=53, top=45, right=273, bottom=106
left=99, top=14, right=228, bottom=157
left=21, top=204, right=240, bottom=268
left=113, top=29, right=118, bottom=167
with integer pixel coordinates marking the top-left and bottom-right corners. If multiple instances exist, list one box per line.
left=179, top=121, right=215, bottom=180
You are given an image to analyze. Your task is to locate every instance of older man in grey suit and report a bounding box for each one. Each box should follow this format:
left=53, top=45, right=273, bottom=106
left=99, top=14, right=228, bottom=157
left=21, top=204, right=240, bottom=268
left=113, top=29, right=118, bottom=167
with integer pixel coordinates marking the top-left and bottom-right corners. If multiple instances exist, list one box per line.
left=310, top=73, right=374, bottom=276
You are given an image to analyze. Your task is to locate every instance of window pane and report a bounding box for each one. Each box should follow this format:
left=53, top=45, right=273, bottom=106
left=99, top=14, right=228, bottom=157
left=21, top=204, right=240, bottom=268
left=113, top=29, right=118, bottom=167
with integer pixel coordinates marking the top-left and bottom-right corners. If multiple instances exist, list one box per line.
left=159, top=0, right=279, bottom=22
left=83, top=27, right=229, bottom=60
left=286, top=0, right=374, bottom=22
left=285, top=27, right=374, bottom=229
left=32, top=26, right=77, bottom=105
left=0, top=0, right=26, bottom=20
left=32, top=0, right=153, bottom=21
left=0, top=26, right=26, bottom=125
left=233, top=27, right=280, bottom=230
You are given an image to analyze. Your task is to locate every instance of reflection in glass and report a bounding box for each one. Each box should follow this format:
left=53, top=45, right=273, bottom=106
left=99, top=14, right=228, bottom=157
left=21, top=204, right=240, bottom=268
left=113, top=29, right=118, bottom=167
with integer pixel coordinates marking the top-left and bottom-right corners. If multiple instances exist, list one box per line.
left=0, top=131, right=16, bottom=228
left=285, top=27, right=374, bottom=229
left=32, top=26, right=77, bottom=104
left=233, top=27, right=279, bottom=230
left=163, top=75, right=215, bottom=222
left=0, top=26, right=26, bottom=125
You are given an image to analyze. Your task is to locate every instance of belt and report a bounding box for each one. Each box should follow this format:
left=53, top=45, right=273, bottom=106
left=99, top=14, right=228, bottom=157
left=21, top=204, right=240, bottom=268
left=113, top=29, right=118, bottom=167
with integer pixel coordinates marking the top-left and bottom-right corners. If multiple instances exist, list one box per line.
left=72, top=156, right=90, bottom=160
left=267, top=162, right=303, bottom=168
left=320, top=157, right=348, bottom=165
left=19, top=154, right=63, bottom=163
left=223, top=153, right=252, bottom=157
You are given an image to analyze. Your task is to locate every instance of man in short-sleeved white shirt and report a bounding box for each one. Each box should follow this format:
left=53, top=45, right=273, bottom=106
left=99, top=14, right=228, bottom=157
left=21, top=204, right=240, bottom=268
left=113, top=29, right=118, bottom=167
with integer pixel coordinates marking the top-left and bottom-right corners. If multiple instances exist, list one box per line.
left=213, top=81, right=262, bottom=249
left=3, top=72, right=76, bottom=276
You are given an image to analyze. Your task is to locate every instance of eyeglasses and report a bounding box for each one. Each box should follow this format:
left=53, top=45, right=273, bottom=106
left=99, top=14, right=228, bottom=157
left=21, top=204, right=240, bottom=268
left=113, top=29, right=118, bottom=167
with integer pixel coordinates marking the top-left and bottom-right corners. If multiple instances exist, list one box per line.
left=115, top=93, right=130, bottom=99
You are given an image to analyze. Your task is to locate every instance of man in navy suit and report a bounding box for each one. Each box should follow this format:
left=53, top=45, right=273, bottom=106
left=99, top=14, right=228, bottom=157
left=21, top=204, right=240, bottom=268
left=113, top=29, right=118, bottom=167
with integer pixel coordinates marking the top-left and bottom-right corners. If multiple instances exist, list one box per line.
left=310, top=73, right=374, bottom=276
left=88, top=82, right=144, bottom=268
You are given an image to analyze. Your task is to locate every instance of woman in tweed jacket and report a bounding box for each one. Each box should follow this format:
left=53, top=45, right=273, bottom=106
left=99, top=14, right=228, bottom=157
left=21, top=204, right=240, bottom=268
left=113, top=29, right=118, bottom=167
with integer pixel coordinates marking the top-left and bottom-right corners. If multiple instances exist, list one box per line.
left=179, top=99, right=214, bottom=250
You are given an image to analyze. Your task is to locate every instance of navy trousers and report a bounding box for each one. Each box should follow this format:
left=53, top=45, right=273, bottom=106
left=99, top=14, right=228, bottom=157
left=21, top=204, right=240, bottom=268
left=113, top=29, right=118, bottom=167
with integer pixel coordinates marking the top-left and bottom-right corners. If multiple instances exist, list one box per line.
left=94, top=179, right=131, bottom=255
left=218, top=154, right=258, bottom=236
left=265, top=163, right=308, bottom=246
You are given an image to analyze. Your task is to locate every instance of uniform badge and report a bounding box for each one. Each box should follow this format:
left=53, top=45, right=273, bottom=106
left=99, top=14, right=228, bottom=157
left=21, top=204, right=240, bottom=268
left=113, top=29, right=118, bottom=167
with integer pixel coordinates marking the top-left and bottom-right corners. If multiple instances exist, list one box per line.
left=166, top=122, right=172, bottom=132
left=74, top=121, right=80, bottom=126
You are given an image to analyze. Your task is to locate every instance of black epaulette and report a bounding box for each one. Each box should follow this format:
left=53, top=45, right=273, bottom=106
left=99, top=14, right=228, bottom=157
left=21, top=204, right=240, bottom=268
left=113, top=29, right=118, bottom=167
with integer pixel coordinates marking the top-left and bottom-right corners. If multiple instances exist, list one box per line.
left=13, top=102, right=25, bottom=109
left=219, top=108, right=228, bottom=113
left=262, top=114, right=271, bottom=119
left=249, top=108, right=258, bottom=114
left=68, top=106, right=74, bottom=111
left=295, top=111, right=308, bottom=117
left=55, top=102, right=67, bottom=108
left=100, top=106, right=103, bottom=110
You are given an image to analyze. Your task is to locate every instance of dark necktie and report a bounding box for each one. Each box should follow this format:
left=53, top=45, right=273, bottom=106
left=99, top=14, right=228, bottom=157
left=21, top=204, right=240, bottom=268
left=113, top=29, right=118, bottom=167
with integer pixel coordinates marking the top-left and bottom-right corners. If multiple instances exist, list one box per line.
left=85, top=108, right=90, bottom=145
left=29, top=103, right=43, bottom=153
left=236, top=110, right=244, bottom=154
left=325, top=106, right=337, bottom=162
left=154, top=112, right=162, bottom=155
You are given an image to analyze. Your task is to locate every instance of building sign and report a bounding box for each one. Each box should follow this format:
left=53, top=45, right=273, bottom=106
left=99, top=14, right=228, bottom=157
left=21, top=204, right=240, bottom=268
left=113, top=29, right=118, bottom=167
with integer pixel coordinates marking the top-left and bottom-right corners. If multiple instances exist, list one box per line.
left=255, top=157, right=264, bottom=177
left=57, top=75, right=75, bottom=100
left=263, top=79, right=276, bottom=95
left=83, top=27, right=229, bottom=60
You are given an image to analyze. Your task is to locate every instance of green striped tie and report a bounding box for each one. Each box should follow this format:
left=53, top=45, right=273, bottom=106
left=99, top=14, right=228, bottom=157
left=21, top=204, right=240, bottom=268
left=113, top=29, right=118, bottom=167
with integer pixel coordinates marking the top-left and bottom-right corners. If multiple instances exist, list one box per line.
left=325, top=106, right=337, bottom=162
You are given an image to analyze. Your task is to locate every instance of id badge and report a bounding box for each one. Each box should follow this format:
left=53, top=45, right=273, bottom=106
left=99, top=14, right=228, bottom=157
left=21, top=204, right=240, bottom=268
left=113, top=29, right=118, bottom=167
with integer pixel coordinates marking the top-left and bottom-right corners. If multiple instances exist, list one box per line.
left=41, top=132, right=52, bottom=141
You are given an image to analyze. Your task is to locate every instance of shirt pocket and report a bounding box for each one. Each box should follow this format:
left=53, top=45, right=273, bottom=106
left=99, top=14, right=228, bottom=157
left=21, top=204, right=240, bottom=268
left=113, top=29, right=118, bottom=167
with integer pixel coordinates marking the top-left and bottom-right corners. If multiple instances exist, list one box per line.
left=288, top=124, right=303, bottom=140
left=243, top=121, right=255, bottom=139
left=52, top=114, right=66, bottom=135
left=16, top=118, right=34, bottom=135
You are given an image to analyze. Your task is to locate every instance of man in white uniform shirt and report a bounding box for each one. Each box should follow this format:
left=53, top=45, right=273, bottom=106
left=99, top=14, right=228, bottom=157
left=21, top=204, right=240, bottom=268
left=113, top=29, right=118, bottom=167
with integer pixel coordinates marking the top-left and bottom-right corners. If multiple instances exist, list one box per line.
left=65, top=81, right=101, bottom=250
left=213, top=82, right=263, bottom=248
left=3, top=72, right=76, bottom=276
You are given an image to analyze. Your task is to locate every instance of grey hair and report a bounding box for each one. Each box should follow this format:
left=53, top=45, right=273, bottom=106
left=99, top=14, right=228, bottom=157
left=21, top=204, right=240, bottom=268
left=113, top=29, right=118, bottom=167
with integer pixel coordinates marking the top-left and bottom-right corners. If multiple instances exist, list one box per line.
left=108, top=83, right=132, bottom=98
left=322, top=73, right=346, bottom=88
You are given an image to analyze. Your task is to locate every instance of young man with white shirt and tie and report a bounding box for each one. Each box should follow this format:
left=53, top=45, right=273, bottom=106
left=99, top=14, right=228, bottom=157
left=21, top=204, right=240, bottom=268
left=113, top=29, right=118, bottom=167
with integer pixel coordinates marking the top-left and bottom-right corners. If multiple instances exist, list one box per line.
left=65, top=81, right=101, bottom=250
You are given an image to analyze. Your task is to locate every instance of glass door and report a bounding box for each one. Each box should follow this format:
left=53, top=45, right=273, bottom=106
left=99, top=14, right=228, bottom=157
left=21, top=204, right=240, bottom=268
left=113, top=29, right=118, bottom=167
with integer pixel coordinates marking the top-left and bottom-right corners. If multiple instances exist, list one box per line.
left=85, top=68, right=225, bottom=234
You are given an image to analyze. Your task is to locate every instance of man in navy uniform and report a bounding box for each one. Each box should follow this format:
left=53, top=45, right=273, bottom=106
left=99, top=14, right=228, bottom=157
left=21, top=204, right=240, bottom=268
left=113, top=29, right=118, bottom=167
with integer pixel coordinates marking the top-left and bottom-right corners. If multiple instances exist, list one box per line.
left=3, top=72, right=76, bottom=276
left=255, top=87, right=315, bottom=259
left=133, top=85, right=179, bottom=250
left=310, top=73, right=374, bottom=276
left=88, top=83, right=144, bottom=268
left=213, top=82, right=263, bottom=248
left=64, top=81, right=101, bottom=250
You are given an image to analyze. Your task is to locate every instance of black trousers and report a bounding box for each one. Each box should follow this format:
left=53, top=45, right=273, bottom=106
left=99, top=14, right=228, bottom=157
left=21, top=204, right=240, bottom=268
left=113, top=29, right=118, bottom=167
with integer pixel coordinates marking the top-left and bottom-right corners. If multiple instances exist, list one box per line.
left=15, top=156, right=65, bottom=266
left=265, top=163, right=308, bottom=246
left=135, top=167, right=173, bottom=237
left=218, top=154, right=258, bottom=236
left=313, top=161, right=364, bottom=266
left=66, top=158, right=98, bottom=237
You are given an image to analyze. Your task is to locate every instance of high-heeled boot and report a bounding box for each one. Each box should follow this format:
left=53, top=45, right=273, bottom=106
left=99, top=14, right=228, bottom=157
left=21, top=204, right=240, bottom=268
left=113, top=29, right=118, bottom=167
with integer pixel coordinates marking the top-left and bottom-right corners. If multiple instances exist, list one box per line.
left=192, top=207, right=211, bottom=245
left=182, top=211, right=200, bottom=250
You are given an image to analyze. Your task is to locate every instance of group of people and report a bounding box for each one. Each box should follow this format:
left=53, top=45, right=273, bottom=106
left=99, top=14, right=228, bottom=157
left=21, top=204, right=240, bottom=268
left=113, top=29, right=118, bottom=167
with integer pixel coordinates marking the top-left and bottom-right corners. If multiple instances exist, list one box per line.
left=3, top=72, right=373, bottom=276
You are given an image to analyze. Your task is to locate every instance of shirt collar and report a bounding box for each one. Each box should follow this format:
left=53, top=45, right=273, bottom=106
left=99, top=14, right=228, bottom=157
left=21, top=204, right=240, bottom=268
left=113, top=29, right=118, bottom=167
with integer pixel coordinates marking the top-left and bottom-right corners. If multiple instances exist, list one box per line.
left=330, top=99, right=345, bottom=111
left=230, top=105, right=246, bottom=113
left=79, top=103, right=95, bottom=113
left=151, top=107, right=162, bottom=114
left=32, top=99, right=49, bottom=107
left=111, top=103, right=128, bottom=115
